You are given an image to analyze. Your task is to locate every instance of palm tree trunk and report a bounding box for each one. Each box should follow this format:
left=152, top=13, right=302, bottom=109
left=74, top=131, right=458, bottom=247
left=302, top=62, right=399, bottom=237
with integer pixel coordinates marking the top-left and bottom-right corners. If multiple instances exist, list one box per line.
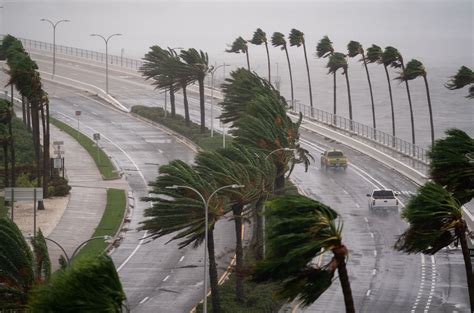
left=21, top=96, right=26, bottom=125
left=344, top=69, right=353, bottom=131
left=457, top=222, right=474, bottom=310
left=274, top=164, right=285, bottom=195
left=3, top=144, right=8, bottom=187
left=198, top=78, right=206, bottom=133
left=401, top=63, right=415, bottom=145
left=335, top=246, right=355, bottom=313
left=207, top=228, right=222, bottom=313
left=40, top=104, right=49, bottom=199
left=333, top=72, right=337, bottom=124
left=169, top=88, right=176, bottom=118
left=30, top=102, right=44, bottom=210
left=361, top=52, right=376, bottom=132
left=8, top=115, right=15, bottom=187
left=302, top=42, right=313, bottom=110
left=264, top=42, right=271, bottom=82
left=26, top=101, right=31, bottom=131
left=383, top=65, right=396, bottom=139
left=423, top=75, right=435, bottom=146
left=245, top=50, right=250, bottom=71
left=182, top=85, right=190, bottom=127
left=284, top=46, right=294, bottom=107
left=232, top=204, right=244, bottom=302
left=254, top=196, right=265, bottom=260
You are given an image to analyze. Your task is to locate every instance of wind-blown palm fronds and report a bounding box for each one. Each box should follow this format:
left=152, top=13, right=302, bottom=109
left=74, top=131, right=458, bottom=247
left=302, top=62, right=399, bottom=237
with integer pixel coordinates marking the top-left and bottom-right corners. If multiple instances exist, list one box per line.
left=226, top=36, right=250, bottom=70
left=250, top=28, right=271, bottom=81
left=289, top=28, right=314, bottom=109
left=271, top=32, right=294, bottom=106
left=327, top=53, right=353, bottom=122
left=445, top=66, right=474, bottom=98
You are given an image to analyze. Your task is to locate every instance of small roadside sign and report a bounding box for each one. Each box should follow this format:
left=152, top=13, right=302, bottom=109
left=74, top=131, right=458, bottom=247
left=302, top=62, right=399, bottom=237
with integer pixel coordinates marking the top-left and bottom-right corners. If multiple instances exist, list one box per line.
left=93, top=133, right=101, bottom=140
left=53, top=158, right=62, bottom=169
left=75, top=110, right=81, bottom=116
left=53, top=141, right=64, bottom=146
left=54, top=150, right=65, bottom=155
left=4, top=188, right=43, bottom=201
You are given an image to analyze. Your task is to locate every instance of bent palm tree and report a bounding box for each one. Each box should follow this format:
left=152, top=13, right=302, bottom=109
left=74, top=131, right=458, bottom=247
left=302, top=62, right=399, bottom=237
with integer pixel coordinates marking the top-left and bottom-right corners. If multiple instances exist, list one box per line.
left=226, top=36, right=250, bottom=70
left=445, top=66, right=474, bottom=99
left=327, top=53, right=353, bottom=125
left=180, top=49, right=210, bottom=133
left=396, top=59, right=435, bottom=145
left=316, top=36, right=335, bottom=118
left=140, top=160, right=228, bottom=312
left=271, top=32, right=294, bottom=107
left=381, top=46, right=401, bottom=138
left=250, top=28, right=271, bottom=81
left=289, top=28, right=314, bottom=109
left=253, top=195, right=355, bottom=312
left=395, top=182, right=474, bottom=310
left=347, top=41, right=376, bottom=132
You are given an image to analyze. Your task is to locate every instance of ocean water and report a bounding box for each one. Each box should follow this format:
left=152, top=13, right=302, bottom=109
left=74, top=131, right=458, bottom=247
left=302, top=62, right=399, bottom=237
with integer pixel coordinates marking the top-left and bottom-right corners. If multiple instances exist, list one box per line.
left=0, top=0, right=472, bottom=147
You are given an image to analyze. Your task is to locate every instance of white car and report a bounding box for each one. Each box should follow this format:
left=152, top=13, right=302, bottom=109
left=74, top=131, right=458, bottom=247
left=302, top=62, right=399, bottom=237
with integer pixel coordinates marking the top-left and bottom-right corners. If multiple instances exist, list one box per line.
left=366, top=189, right=399, bottom=213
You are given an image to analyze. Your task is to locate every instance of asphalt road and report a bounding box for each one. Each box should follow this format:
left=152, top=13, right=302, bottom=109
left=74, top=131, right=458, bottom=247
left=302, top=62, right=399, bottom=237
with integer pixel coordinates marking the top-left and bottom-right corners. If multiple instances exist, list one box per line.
left=2, top=50, right=469, bottom=312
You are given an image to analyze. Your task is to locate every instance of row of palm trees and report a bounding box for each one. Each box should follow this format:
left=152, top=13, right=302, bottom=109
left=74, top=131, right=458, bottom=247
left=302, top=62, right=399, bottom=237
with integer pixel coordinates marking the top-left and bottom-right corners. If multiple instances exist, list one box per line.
left=0, top=35, right=51, bottom=206
left=227, top=30, right=435, bottom=145
left=140, top=69, right=312, bottom=312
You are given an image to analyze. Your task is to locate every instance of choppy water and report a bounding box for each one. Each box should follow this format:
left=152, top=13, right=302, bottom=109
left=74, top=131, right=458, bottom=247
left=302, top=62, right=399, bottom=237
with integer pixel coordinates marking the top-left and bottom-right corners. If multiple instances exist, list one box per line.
left=1, top=0, right=472, bottom=147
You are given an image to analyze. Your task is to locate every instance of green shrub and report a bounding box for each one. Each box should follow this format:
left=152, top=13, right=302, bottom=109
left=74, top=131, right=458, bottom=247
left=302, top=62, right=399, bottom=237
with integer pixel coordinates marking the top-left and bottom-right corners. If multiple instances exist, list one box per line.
left=47, top=177, right=71, bottom=197
left=15, top=172, right=37, bottom=187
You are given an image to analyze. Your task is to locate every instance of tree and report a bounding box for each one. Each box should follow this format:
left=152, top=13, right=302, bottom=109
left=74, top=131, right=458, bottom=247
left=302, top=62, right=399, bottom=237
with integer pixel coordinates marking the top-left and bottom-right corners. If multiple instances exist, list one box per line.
left=180, top=49, right=211, bottom=133
left=316, top=36, right=335, bottom=119
left=195, top=144, right=275, bottom=302
left=289, top=28, right=314, bottom=110
left=271, top=32, right=294, bottom=107
left=28, top=255, right=126, bottom=312
left=253, top=195, right=355, bottom=313
left=428, top=128, right=474, bottom=205
left=140, top=160, right=228, bottom=312
left=347, top=41, right=376, bottom=132
left=380, top=46, right=402, bottom=138
left=249, top=28, right=271, bottom=81
left=0, top=100, right=11, bottom=187
left=226, top=36, right=250, bottom=70
left=395, top=182, right=474, bottom=310
left=326, top=52, right=353, bottom=125
left=396, top=59, right=435, bottom=146
left=445, top=66, right=474, bottom=99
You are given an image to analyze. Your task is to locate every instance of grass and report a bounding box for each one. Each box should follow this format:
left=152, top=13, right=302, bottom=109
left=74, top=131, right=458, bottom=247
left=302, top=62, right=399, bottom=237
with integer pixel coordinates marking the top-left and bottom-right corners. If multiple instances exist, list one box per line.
left=131, top=105, right=232, bottom=151
left=73, top=188, right=126, bottom=261
left=50, top=117, right=119, bottom=180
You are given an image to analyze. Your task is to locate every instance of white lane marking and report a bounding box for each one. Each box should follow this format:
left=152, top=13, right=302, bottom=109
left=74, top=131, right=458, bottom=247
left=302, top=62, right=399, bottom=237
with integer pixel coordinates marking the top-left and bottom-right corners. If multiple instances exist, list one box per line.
left=139, top=296, right=149, bottom=304
left=373, top=250, right=377, bottom=257
left=343, top=189, right=349, bottom=195
left=366, top=289, right=371, bottom=297
left=372, top=269, right=376, bottom=275
left=91, top=111, right=98, bottom=116
left=355, top=203, right=360, bottom=208
left=163, top=275, right=170, bottom=282
left=73, top=103, right=78, bottom=107
left=364, top=217, right=369, bottom=223
left=370, top=232, right=374, bottom=238
left=117, top=230, right=148, bottom=272
left=179, top=256, right=185, bottom=262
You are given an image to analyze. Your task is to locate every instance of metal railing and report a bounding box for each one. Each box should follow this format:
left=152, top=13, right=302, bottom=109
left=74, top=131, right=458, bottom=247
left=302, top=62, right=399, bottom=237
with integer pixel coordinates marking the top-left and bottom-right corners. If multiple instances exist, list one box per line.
left=16, top=37, right=143, bottom=71
left=292, top=102, right=430, bottom=165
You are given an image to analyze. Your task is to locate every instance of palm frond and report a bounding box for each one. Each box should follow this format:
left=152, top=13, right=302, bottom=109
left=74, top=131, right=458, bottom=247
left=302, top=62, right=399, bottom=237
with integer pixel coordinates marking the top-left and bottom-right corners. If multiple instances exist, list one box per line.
left=316, top=36, right=334, bottom=58
left=445, top=66, right=474, bottom=90
left=365, top=44, right=382, bottom=63
left=347, top=41, right=362, bottom=58
left=289, top=29, right=304, bottom=47
left=226, top=36, right=248, bottom=54
left=271, top=32, right=287, bottom=49
left=249, top=28, right=267, bottom=45
left=326, top=52, right=347, bottom=74
left=396, top=59, right=426, bottom=81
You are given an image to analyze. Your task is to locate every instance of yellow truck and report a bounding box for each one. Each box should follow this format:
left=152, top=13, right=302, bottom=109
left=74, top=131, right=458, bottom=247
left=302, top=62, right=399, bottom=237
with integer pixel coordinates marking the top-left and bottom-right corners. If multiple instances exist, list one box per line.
left=320, top=149, right=348, bottom=170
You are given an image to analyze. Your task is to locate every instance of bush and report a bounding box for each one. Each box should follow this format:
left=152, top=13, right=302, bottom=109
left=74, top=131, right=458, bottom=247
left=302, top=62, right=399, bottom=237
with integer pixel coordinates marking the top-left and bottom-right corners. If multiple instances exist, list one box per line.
left=47, top=177, right=71, bottom=197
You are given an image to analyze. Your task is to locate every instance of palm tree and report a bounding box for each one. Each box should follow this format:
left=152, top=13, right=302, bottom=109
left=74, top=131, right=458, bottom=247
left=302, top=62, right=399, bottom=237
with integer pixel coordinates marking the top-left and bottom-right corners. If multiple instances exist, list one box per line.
left=140, top=160, right=228, bottom=312
left=249, top=28, right=271, bottom=81
left=398, top=52, right=416, bottom=145
left=28, top=255, right=126, bottom=312
left=396, top=59, right=435, bottom=146
left=445, top=66, right=474, bottom=99
left=316, top=36, right=335, bottom=118
left=326, top=53, right=353, bottom=128
left=289, top=28, right=314, bottom=110
left=347, top=41, right=376, bottom=132
left=0, top=100, right=11, bottom=187
left=395, top=182, right=474, bottom=310
left=180, top=49, right=210, bottom=133
left=226, top=36, right=250, bottom=70
left=253, top=195, right=355, bottom=313
left=428, top=128, right=474, bottom=205
left=271, top=32, right=294, bottom=107
left=380, top=46, right=402, bottom=138
left=195, top=145, right=275, bottom=302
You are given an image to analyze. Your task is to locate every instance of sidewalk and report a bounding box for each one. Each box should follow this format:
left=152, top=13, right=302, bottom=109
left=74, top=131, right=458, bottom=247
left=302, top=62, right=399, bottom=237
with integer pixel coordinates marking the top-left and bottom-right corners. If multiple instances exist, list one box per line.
left=46, top=125, right=128, bottom=269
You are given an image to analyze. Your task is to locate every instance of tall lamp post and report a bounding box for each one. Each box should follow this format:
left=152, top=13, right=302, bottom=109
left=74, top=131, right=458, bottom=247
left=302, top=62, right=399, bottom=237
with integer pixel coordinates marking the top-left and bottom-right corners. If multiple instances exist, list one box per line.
left=90, top=33, right=122, bottom=94
left=43, top=235, right=113, bottom=267
left=167, top=184, right=244, bottom=313
left=40, top=18, right=70, bottom=77
left=210, top=63, right=230, bottom=137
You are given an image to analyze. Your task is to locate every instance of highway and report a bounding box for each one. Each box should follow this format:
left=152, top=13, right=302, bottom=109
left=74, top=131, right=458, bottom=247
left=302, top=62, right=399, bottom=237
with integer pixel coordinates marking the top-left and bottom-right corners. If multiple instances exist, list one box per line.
left=2, top=48, right=469, bottom=312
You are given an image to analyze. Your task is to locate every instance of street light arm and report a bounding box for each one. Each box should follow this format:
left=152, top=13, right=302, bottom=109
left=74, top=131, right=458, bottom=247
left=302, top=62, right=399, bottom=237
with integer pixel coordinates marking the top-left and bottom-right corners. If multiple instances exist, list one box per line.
left=207, top=184, right=243, bottom=206
left=90, top=33, right=107, bottom=43
left=70, top=235, right=113, bottom=262
left=43, top=237, right=70, bottom=264
left=106, top=33, right=122, bottom=43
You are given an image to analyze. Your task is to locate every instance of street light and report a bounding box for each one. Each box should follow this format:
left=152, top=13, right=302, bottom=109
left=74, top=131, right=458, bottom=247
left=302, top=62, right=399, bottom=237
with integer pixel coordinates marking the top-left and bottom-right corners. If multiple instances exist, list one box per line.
left=166, top=184, right=244, bottom=313
left=90, top=33, right=122, bottom=94
left=43, top=235, right=113, bottom=267
left=40, top=18, right=70, bottom=77
left=210, top=63, right=230, bottom=137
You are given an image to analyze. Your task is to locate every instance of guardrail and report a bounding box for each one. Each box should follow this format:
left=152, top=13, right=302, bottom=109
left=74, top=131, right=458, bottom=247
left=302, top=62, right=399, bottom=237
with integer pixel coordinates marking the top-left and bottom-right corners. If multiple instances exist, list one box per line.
left=291, top=102, right=430, bottom=166
left=16, top=37, right=143, bottom=71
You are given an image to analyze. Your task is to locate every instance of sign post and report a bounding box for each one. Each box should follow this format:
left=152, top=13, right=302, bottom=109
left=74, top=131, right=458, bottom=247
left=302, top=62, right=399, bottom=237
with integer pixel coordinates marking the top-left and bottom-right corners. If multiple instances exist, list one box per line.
left=93, top=133, right=101, bottom=165
left=75, top=110, right=81, bottom=138
left=5, top=188, right=43, bottom=237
